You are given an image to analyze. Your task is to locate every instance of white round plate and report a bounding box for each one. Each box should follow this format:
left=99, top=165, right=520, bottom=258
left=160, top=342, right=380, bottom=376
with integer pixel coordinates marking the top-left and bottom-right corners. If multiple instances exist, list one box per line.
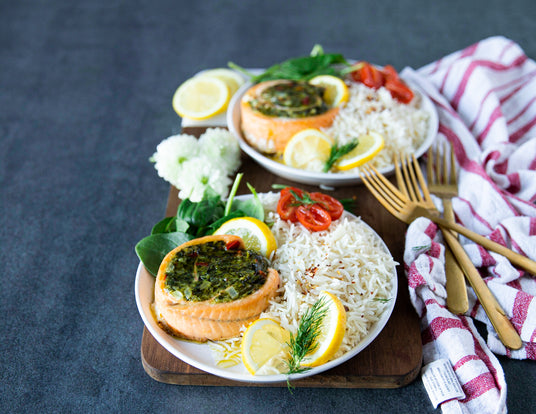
left=226, top=76, right=438, bottom=187
left=135, top=204, right=398, bottom=384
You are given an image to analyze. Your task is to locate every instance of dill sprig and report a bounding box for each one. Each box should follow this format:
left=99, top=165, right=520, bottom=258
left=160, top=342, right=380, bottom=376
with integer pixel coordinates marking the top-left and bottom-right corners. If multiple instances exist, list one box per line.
left=286, top=297, right=328, bottom=390
left=323, top=139, right=359, bottom=172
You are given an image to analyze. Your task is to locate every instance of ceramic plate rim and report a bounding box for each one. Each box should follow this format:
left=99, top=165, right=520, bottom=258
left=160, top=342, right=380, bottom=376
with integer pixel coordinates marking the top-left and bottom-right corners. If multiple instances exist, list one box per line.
left=135, top=197, right=398, bottom=383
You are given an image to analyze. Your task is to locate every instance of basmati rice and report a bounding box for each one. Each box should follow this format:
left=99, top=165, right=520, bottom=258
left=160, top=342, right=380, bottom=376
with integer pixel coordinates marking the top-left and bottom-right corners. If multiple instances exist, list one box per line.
left=258, top=193, right=397, bottom=359
left=322, top=82, right=429, bottom=173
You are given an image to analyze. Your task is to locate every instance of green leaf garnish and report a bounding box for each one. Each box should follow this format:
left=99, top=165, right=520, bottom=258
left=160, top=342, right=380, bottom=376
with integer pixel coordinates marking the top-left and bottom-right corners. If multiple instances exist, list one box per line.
left=323, top=139, right=359, bottom=172
left=286, top=296, right=328, bottom=390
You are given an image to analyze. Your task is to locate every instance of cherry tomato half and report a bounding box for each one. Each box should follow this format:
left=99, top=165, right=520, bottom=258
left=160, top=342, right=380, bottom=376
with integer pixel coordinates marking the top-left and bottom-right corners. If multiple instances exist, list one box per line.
left=296, top=204, right=332, bottom=232
left=352, top=62, right=384, bottom=89
left=309, top=192, right=344, bottom=220
left=384, top=79, right=414, bottom=103
left=276, top=187, right=304, bottom=222
left=381, top=65, right=399, bottom=82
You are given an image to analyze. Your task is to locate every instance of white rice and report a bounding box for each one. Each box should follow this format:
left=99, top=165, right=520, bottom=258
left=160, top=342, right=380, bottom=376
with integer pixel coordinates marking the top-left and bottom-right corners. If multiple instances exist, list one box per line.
left=322, top=81, right=429, bottom=173
left=258, top=193, right=397, bottom=359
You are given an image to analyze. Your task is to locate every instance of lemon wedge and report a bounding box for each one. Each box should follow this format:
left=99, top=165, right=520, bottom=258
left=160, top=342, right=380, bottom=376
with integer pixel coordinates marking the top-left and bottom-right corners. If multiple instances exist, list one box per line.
left=197, top=68, right=245, bottom=96
left=213, top=217, right=277, bottom=258
left=309, top=75, right=349, bottom=107
left=172, top=76, right=230, bottom=120
left=335, top=131, right=385, bottom=171
left=301, top=291, right=346, bottom=367
left=241, top=318, right=291, bottom=375
left=283, top=128, right=334, bottom=171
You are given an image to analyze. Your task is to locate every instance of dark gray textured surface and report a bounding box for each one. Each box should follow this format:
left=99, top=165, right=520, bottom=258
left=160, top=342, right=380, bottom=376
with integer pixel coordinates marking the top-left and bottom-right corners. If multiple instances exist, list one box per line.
left=1, top=1, right=535, bottom=413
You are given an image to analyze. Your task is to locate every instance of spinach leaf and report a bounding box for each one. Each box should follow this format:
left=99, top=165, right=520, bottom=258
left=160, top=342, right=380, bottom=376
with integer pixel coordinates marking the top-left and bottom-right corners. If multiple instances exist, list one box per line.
left=135, top=232, right=192, bottom=277
left=151, top=216, right=177, bottom=234
left=135, top=177, right=266, bottom=278
left=228, top=46, right=348, bottom=84
left=205, top=209, right=246, bottom=235
left=231, top=183, right=264, bottom=221
left=176, top=189, right=226, bottom=237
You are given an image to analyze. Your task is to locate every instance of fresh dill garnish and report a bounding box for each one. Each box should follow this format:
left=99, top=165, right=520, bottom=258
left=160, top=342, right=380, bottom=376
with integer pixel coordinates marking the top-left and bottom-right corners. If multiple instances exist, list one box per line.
left=323, top=139, right=359, bottom=172
left=285, top=297, right=328, bottom=390
left=373, top=297, right=392, bottom=303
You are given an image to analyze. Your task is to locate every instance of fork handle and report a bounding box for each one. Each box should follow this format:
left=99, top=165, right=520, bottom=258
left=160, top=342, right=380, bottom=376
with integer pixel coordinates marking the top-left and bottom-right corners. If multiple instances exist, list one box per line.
left=441, top=226, right=523, bottom=350
left=443, top=200, right=469, bottom=315
left=428, top=215, right=536, bottom=275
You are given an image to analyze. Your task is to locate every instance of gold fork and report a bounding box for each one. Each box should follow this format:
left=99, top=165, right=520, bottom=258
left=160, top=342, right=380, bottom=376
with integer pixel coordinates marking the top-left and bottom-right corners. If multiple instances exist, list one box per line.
left=359, top=158, right=536, bottom=276
left=426, top=144, right=468, bottom=315
left=361, top=155, right=522, bottom=349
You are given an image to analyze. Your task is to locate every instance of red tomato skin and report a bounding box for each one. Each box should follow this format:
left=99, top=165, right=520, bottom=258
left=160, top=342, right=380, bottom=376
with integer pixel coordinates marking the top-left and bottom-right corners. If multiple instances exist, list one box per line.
left=296, top=204, right=332, bottom=232
left=384, top=79, right=414, bottom=103
left=277, top=190, right=299, bottom=222
left=309, top=192, right=344, bottom=220
left=359, top=63, right=384, bottom=89
left=382, top=65, right=399, bottom=81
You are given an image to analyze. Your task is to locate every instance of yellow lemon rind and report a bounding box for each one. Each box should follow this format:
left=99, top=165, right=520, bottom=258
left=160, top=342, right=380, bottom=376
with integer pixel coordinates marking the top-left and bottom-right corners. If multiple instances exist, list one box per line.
left=241, top=318, right=290, bottom=375
left=172, top=76, right=230, bottom=121
left=283, top=128, right=334, bottom=170
left=335, top=132, right=385, bottom=171
left=213, top=216, right=277, bottom=258
left=309, top=75, right=349, bottom=107
left=196, top=68, right=246, bottom=96
left=301, top=291, right=347, bottom=367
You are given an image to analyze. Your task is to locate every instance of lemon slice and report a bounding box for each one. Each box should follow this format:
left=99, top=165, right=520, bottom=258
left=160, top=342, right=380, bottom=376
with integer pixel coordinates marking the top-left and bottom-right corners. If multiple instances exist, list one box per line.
left=283, top=128, right=334, bottom=171
left=197, top=68, right=245, bottom=96
left=301, top=291, right=347, bottom=367
left=335, top=131, right=385, bottom=171
left=241, top=318, right=291, bottom=375
left=309, top=75, right=349, bottom=107
left=213, top=217, right=277, bottom=258
left=172, top=76, right=230, bottom=120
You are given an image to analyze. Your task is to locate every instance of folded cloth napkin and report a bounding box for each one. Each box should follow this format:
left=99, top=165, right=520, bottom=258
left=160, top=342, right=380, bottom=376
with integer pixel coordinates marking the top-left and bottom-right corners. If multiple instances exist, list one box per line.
left=401, top=36, right=536, bottom=413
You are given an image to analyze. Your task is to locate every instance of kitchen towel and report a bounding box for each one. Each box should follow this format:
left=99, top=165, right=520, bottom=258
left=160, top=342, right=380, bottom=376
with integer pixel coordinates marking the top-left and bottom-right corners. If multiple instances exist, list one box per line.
left=401, top=36, right=536, bottom=414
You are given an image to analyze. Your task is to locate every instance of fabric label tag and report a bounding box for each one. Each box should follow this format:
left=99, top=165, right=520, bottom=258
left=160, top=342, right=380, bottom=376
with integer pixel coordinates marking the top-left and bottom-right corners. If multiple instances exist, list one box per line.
left=421, top=359, right=465, bottom=408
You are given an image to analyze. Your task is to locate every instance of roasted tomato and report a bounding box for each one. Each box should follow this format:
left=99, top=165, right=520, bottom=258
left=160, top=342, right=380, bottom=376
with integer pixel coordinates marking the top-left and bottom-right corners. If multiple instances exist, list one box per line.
left=384, top=79, right=414, bottom=104
left=296, top=204, right=332, bottom=232
left=351, top=62, right=384, bottom=89
left=309, top=192, right=344, bottom=220
left=381, top=64, right=399, bottom=82
left=350, top=62, right=414, bottom=103
left=277, top=187, right=344, bottom=231
left=276, top=187, right=303, bottom=222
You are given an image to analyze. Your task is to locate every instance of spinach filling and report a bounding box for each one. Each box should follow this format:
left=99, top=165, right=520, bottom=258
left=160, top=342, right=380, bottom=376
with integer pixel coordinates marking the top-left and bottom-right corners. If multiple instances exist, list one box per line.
left=164, top=240, right=270, bottom=303
left=249, top=81, right=328, bottom=118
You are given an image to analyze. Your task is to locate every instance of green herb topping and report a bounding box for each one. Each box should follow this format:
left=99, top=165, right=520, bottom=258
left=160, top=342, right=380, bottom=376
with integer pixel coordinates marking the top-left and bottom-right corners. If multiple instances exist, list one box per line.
left=164, top=240, right=270, bottom=303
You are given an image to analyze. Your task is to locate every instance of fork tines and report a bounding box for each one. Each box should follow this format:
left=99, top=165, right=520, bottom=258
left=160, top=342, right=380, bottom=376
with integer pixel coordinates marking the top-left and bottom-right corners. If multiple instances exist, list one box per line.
left=360, top=164, right=407, bottom=217
left=395, top=153, right=433, bottom=205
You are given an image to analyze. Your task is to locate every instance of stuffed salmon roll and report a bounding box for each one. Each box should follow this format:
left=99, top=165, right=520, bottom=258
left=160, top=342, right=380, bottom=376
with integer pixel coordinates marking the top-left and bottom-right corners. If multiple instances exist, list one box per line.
left=240, top=80, right=339, bottom=154
left=153, top=235, right=280, bottom=342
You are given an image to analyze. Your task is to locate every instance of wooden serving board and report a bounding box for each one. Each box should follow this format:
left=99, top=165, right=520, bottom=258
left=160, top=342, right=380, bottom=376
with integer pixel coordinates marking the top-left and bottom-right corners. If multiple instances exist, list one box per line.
left=140, top=126, right=423, bottom=388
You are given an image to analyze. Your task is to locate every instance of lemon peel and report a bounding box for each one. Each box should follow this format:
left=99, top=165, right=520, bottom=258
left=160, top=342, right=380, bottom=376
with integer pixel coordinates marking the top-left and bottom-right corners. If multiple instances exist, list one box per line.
left=241, top=318, right=291, bottom=375
left=213, top=217, right=277, bottom=258
left=197, top=68, right=246, bottom=96
left=172, top=76, right=230, bottom=120
left=300, top=291, right=347, bottom=367
left=335, top=131, right=385, bottom=171
left=283, top=128, right=334, bottom=171
left=309, top=75, right=349, bottom=107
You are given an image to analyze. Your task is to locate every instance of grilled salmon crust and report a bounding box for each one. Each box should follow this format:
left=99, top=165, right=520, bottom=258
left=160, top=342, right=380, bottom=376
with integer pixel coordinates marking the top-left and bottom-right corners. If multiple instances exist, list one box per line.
left=240, top=80, right=339, bottom=154
left=154, top=235, right=280, bottom=342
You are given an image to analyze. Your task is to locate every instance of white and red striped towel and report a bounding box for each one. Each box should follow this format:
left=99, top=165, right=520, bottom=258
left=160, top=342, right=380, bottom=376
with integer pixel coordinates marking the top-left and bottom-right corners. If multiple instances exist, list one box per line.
left=401, top=36, right=536, bottom=413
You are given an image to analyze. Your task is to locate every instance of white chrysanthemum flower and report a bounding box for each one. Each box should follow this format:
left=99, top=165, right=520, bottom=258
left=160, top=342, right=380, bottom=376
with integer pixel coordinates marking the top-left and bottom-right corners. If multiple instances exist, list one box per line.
left=177, top=156, right=232, bottom=202
left=151, top=134, right=199, bottom=185
left=198, top=128, right=241, bottom=174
